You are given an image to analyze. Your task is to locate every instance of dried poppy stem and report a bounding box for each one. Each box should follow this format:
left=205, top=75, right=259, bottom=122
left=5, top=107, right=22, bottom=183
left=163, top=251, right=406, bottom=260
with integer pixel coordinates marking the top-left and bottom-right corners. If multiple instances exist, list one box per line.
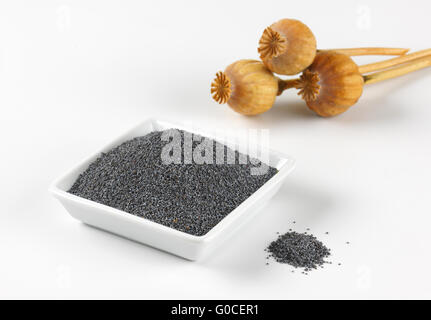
left=363, top=55, right=431, bottom=85
left=320, top=47, right=409, bottom=57
left=359, top=48, right=431, bottom=73
left=277, top=78, right=301, bottom=95
left=258, top=19, right=409, bottom=76
left=275, top=50, right=431, bottom=117
left=277, top=50, right=431, bottom=94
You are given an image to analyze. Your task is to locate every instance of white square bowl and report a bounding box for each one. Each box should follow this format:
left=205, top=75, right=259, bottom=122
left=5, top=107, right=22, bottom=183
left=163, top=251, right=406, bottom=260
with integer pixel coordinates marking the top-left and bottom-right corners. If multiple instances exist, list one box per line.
left=50, top=118, right=295, bottom=261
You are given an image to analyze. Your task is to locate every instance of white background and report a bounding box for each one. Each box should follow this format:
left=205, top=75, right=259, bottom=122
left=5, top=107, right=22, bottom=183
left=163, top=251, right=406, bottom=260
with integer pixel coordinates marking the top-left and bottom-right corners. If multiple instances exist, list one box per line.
left=1, top=0, right=430, bottom=299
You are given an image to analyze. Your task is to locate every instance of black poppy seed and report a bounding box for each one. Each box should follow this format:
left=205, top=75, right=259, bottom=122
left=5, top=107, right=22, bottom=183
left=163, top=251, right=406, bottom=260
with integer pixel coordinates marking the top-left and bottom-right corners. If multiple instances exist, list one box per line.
left=266, top=231, right=331, bottom=271
left=68, top=129, right=277, bottom=236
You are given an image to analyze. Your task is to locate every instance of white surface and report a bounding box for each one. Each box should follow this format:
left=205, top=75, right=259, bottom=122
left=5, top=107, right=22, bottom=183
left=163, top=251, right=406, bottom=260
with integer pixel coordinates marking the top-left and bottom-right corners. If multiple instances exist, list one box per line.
left=51, top=118, right=295, bottom=261
left=0, top=0, right=431, bottom=299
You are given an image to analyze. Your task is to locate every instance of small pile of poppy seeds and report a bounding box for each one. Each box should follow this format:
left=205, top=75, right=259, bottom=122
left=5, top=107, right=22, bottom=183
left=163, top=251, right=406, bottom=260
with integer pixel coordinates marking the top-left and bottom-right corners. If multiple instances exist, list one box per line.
left=69, top=129, right=277, bottom=236
left=266, top=231, right=331, bottom=272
